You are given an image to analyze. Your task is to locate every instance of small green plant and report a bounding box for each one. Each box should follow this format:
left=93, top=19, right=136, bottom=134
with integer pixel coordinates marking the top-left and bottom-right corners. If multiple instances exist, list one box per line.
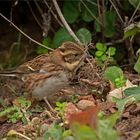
left=134, top=49, right=140, bottom=74
left=42, top=111, right=119, bottom=140
left=114, top=87, right=140, bottom=111
left=0, top=97, right=31, bottom=123
left=114, top=75, right=126, bottom=88
left=44, top=123, right=63, bottom=140
left=36, top=37, right=54, bottom=54
left=104, top=66, right=126, bottom=88
left=71, top=94, right=79, bottom=103
left=53, top=27, right=92, bottom=47
left=68, top=112, right=120, bottom=140
left=124, top=22, right=140, bottom=38
left=95, top=42, right=116, bottom=63
left=55, top=101, right=67, bottom=118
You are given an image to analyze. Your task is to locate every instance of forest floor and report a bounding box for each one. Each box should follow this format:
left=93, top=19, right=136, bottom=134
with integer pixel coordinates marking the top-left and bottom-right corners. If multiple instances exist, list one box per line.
left=0, top=16, right=140, bottom=140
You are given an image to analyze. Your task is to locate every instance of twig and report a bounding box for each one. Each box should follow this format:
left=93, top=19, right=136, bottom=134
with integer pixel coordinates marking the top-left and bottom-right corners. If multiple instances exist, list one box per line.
left=109, top=0, right=124, bottom=24
left=105, top=38, right=124, bottom=46
left=34, top=0, right=43, bottom=16
left=43, top=0, right=63, bottom=27
left=128, top=1, right=140, bottom=24
left=52, top=0, right=82, bottom=45
left=81, top=0, right=102, bottom=26
left=8, top=130, right=32, bottom=140
left=21, top=109, right=31, bottom=124
left=0, top=13, right=53, bottom=50
left=27, top=0, right=42, bottom=29
left=86, top=0, right=97, bottom=6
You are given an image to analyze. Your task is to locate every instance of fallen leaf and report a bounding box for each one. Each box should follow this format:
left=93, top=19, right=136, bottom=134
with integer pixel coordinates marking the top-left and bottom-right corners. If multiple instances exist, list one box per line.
left=107, top=80, right=137, bottom=102
left=68, top=106, right=100, bottom=129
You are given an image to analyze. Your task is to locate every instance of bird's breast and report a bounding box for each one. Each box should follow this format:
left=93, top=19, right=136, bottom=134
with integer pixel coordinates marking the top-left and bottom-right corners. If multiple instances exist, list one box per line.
left=31, top=71, right=69, bottom=100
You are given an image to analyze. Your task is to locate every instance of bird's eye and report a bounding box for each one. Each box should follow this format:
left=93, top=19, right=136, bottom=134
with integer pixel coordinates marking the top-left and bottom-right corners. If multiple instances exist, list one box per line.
left=74, top=54, right=78, bottom=57
left=59, top=47, right=65, bottom=52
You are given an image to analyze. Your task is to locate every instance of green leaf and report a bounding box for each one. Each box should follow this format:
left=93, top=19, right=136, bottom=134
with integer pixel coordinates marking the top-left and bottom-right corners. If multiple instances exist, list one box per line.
left=16, top=97, right=31, bottom=109
left=104, top=66, right=124, bottom=84
left=114, top=76, right=126, bottom=88
left=122, top=0, right=132, bottom=11
left=128, top=0, right=140, bottom=9
left=136, top=48, right=140, bottom=56
left=76, top=28, right=92, bottom=44
left=98, top=112, right=120, bottom=140
left=80, top=0, right=97, bottom=22
left=95, top=51, right=104, bottom=57
left=53, top=28, right=73, bottom=47
left=95, top=20, right=101, bottom=32
left=71, top=123, right=97, bottom=140
left=134, top=55, right=140, bottom=74
left=36, top=38, right=52, bottom=54
left=124, top=23, right=140, bottom=38
left=115, top=94, right=140, bottom=111
left=107, top=47, right=116, bottom=56
left=96, top=42, right=107, bottom=52
left=104, top=11, right=116, bottom=38
left=124, top=87, right=140, bottom=96
left=44, top=124, right=63, bottom=140
left=63, top=1, right=80, bottom=24
left=101, top=54, right=107, bottom=61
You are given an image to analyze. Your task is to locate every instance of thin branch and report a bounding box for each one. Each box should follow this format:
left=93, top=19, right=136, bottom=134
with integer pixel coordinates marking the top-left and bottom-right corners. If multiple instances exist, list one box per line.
left=27, top=0, right=42, bottom=29
left=0, top=13, right=53, bottom=50
left=34, top=0, right=43, bottom=16
left=81, top=0, right=102, bottom=26
left=86, top=0, right=97, bottom=6
left=105, top=38, right=124, bottom=46
left=43, top=0, right=63, bottom=27
left=109, top=0, right=124, bottom=24
left=128, top=1, right=140, bottom=24
left=52, top=0, right=82, bottom=45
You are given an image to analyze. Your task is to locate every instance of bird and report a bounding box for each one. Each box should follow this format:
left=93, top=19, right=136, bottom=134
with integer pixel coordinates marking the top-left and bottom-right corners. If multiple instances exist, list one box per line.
left=0, top=42, right=87, bottom=109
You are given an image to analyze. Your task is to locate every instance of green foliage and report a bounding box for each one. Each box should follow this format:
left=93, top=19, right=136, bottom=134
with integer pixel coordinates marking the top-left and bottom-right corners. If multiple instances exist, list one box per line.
left=8, top=106, right=23, bottom=123
left=114, top=76, right=126, bottom=88
left=63, top=0, right=98, bottom=23
left=53, top=28, right=73, bottom=47
left=80, top=0, right=97, bottom=22
left=134, top=51, right=140, bottom=74
left=0, top=97, right=31, bottom=123
left=44, top=124, right=63, bottom=140
left=76, top=28, right=92, bottom=44
left=128, top=0, right=140, bottom=9
left=71, top=123, right=97, bottom=140
left=95, top=42, right=116, bottom=63
left=95, top=10, right=116, bottom=38
left=124, top=22, right=140, bottom=38
left=106, top=47, right=116, bottom=56
left=124, top=87, right=140, bottom=96
left=55, top=101, right=67, bottom=118
left=114, top=87, right=140, bottom=111
left=63, top=1, right=80, bottom=24
left=104, top=11, right=116, bottom=38
left=70, top=112, right=119, bottom=140
left=42, top=111, right=119, bottom=140
left=115, top=94, right=140, bottom=111
left=53, top=27, right=92, bottom=47
left=97, top=112, right=120, bottom=140
left=104, top=66, right=126, bottom=87
left=71, top=94, right=79, bottom=103
left=36, top=37, right=53, bottom=54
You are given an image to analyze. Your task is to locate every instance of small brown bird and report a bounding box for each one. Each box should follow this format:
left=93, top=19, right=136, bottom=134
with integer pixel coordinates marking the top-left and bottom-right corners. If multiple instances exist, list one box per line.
left=0, top=42, right=87, bottom=107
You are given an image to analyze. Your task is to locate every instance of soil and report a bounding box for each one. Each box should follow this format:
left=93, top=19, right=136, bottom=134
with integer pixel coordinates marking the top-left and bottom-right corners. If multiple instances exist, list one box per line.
left=0, top=58, right=140, bottom=140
